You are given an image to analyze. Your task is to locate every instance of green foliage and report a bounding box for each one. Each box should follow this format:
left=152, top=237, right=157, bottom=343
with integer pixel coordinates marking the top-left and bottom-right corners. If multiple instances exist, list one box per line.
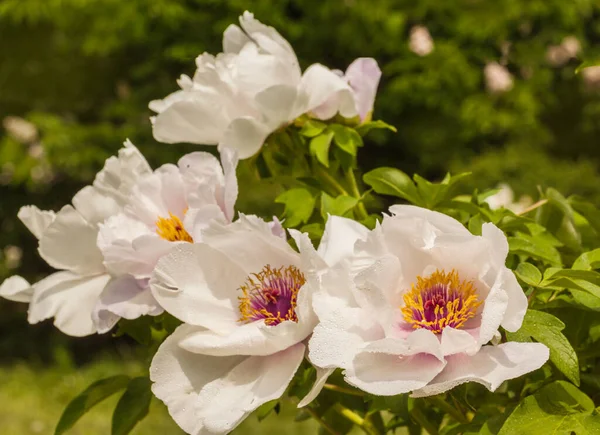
left=55, top=375, right=130, bottom=435
left=112, top=377, right=153, bottom=435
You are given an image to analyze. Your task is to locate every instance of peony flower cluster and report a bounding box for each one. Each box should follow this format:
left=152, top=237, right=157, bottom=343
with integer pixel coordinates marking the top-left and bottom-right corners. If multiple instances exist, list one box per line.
left=0, top=11, right=549, bottom=435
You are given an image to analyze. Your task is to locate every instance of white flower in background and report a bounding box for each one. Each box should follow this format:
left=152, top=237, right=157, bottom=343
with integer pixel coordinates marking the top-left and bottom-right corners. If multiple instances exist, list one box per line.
left=546, top=36, right=581, bottom=67
left=484, top=183, right=533, bottom=214
left=150, top=11, right=380, bottom=159
left=409, top=26, right=434, bottom=57
left=582, top=66, right=600, bottom=90
left=308, top=205, right=549, bottom=397
left=484, top=62, right=513, bottom=94
left=3, top=245, right=23, bottom=269
left=149, top=215, right=368, bottom=434
left=94, top=149, right=238, bottom=332
left=3, top=116, right=38, bottom=144
left=0, top=141, right=152, bottom=336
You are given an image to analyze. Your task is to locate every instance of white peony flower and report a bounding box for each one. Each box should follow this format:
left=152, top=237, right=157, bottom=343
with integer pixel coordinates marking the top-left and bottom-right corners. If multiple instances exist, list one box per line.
left=0, top=141, right=152, bottom=336
left=150, top=11, right=378, bottom=159
left=94, top=149, right=238, bottom=332
left=308, top=205, right=549, bottom=397
left=149, top=215, right=367, bottom=434
left=484, top=62, right=514, bottom=94
left=409, top=26, right=434, bottom=57
left=484, top=183, right=533, bottom=214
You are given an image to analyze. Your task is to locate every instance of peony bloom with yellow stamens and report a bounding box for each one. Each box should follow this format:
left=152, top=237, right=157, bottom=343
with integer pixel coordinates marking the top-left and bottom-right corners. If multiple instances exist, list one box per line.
left=308, top=205, right=549, bottom=398
left=148, top=215, right=369, bottom=434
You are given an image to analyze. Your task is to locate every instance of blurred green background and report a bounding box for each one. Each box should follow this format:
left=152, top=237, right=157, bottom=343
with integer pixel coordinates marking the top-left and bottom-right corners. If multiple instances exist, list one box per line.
left=1, top=0, right=599, bottom=433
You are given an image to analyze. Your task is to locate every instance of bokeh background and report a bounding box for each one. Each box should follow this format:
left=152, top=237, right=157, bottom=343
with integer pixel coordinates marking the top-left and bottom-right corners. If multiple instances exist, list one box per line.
left=1, top=1, right=599, bottom=433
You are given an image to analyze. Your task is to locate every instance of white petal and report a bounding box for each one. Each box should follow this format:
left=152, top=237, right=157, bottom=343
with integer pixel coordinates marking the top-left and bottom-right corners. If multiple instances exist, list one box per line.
left=28, top=271, right=110, bottom=337
left=318, top=216, right=369, bottom=267
left=200, top=215, right=300, bottom=275
left=440, top=327, right=479, bottom=356
left=149, top=89, right=188, bottom=113
left=411, top=342, right=550, bottom=397
left=477, top=271, right=509, bottom=346
left=219, top=146, right=239, bottom=222
left=152, top=97, right=230, bottom=145
left=347, top=353, right=444, bottom=396
left=198, top=343, right=305, bottom=434
left=72, top=185, right=121, bottom=225
left=388, top=205, right=471, bottom=236
left=298, top=367, right=334, bottom=408
left=254, top=84, right=298, bottom=127
left=178, top=319, right=310, bottom=357
left=150, top=243, right=246, bottom=330
left=93, top=275, right=163, bottom=333
left=38, top=205, right=105, bottom=275
left=219, top=116, right=271, bottom=159
left=17, top=205, right=55, bottom=240
left=296, top=64, right=356, bottom=118
left=93, top=140, right=152, bottom=205
left=0, top=275, right=33, bottom=303
left=345, top=58, right=381, bottom=121
left=499, top=269, right=527, bottom=332
left=150, top=324, right=304, bottom=434
left=222, top=24, right=250, bottom=54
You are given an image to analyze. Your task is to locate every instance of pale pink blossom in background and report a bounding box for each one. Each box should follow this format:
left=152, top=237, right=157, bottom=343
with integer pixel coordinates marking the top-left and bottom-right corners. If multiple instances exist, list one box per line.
left=546, top=36, right=581, bottom=67
left=3, top=116, right=38, bottom=144
left=484, top=62, right=514, bottom=93
left=582, top=66, right=600, bottom=90
left=409, top=26, right=434, bottom=57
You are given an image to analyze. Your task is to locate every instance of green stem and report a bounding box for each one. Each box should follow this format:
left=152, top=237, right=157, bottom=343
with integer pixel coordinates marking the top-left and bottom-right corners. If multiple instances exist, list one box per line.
left=344, top=168, right=369, bottom=220
left=333, top=404, right=380, bottom=435
left=427, top=395, right=469, bottom=424
left=315, top=163, right=349, bottom=196
left=305, top=406, right=340, bottom=435
left=323, top=383, right=365, bottom=397
left=410, top=407, right=439, bottom=435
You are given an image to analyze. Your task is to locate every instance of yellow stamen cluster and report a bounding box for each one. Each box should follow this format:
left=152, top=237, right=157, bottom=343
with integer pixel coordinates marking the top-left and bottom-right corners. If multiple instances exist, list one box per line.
left=238, top=265, right=305, bottom=326
left=401, top=269, right=482, bottom=334
left=155, top=212, right=193, bottom=243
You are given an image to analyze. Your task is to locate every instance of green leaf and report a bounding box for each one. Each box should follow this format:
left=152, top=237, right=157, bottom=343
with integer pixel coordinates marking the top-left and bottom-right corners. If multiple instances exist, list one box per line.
left=468, top=214, right=485, bottom=236
left=114, top=317, right=152, bottom=345
left=507, top=310, right=579, bottom=385
left=111, top=377, right=152, bottom=435
left=275, top=188, right=316, bottom=228
left=299, top=119, right=327, bottom=137
left=498, top=381, right=599, bottom=435
left=508, top=233, right=562, bottom=266
left=356, top=119, right=397, bottom=136
left=330, top=124, right=363, bottom=156
left=256, top=400, right=280, bottom=422
left=309, top=130, right=334, bottom=167
left=515, top=263, right=542, bottom=287
left=320, top=193, right=358, bottom=218
left=55, top=375, right=130, bottom=435
left=413, top=172, right=471, bottom=209
left=570, top=197, right=600, bottom=235
left=363, top=167, right=422, bottom=205
left=575, top=59, right=600, bottom=74
left=573, top=249, right=600, bottom=270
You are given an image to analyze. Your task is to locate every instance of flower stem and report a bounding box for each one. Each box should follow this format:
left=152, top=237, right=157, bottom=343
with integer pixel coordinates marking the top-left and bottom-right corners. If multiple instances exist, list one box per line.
left=410, top=406, right=439, bottom=435
left=345, top=168, right=369, bottom=221
left=305, top=406, right=340, bottom=435
left=315, top=163, right=349, bottom=196
left=516, top=199, right=548, bottom=216
left=333, top=404, right=381, bottom=435
left=427, top=395, right=469, bottom=424
left=323, top=383, right=365, bottom=397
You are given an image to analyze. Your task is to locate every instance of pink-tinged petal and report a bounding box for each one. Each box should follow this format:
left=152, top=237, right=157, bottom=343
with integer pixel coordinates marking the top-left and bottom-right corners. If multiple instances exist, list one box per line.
left=93, top=275, right=162, bottom=333
left=318, top=216, right=369, bottom=267
left=0, top=275, right=33, bottom=303
left=17, top=205, right=55, bottom=240
left=150, top=243, right=246, bottom=330
left=345, top=58, right=382, bottom=121
left=219, top=116, right=271, bottom=159
left=177, top=151, right=224, bottom=193
left=38, top=205, right=105, bottom=276
left=298, top=367, right=335, bottom=408
left=296, top=64, right=356, bottom=118
left=28, top=271, right=110, bottom=337
left=152, top=97, right=230, bottom=145
left=411, top=342, right=549, bottom=397
left=150, top=324, right=304, bottom=435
